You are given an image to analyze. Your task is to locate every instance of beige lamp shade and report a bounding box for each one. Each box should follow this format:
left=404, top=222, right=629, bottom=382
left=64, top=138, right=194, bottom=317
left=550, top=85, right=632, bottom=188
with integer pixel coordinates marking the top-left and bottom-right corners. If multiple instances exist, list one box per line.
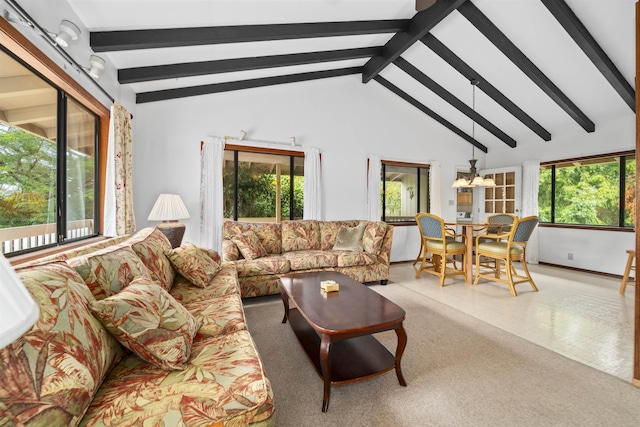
left=0, top=253, right=39, bottom=349
left=148, top=194, right=190, bottom=248
left=147, top=194, right=190, bottom=222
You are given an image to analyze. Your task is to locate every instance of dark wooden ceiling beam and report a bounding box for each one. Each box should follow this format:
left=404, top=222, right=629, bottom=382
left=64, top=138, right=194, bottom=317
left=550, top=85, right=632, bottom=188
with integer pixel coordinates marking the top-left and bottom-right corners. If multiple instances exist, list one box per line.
left=395, top=56, right=516, bottom=148
left=374, top=76, right=488, bottom=153
left=136, top=67, right=362, bottom=104
left=458, top=1, right=595, bottom=133
left=91, top=20, right=409, bottom=52
left=421, top=34, right=551, bottom=141
left=541, top=0, right=635, bottom=111
left=362, top=0, right=468, bottom=83
left=119, top=47, right=380, bottom=84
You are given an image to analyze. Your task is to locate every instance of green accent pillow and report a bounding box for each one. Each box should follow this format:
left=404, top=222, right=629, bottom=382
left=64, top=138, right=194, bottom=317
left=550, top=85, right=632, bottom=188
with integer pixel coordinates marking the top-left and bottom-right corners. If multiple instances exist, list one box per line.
left=90, top=279, right=200, bottom=370
left=332, top=223, right=366, bottom=251
left=165, top=242, right=220, bottom=288
left=231, top=231, right=267, bottom=260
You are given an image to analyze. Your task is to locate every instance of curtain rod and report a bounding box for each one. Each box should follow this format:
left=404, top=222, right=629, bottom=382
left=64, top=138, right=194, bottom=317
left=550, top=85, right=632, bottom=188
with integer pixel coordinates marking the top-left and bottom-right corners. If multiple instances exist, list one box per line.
left=223, top=135, right=300, bottom=147
left=5, top=0, right=116, bottom=104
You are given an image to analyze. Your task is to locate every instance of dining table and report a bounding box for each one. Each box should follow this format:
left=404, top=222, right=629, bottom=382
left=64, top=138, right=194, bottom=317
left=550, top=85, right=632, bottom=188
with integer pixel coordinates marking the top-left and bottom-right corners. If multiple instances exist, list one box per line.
left=444, top=220, right=493, bottom=284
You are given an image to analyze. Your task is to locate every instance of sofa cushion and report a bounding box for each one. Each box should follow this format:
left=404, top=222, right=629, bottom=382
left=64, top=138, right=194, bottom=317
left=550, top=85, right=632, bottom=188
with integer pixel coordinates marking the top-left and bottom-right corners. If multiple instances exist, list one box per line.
left=283, top=250, right=339, bottom=270
left=171, top=263, right=240, bottom=304
left=332, top=223, right=366, bottom=251
left=183, top=294, right=247, bottom=339
left=281, top=220, right=321, bottom=252
left=363, top=221, right=388, bottom=255
left=334, top=250, right=378, bottom=268
left=1, top=262, right=124, bottom=427
left=222, top=238, right=240, bottom=261
left=90, top=280, right=201, bottom=371
left=166, top=242, right=220, bottom=288
left=67, top=245, right=153, bottom=299
left=81, top=330, right=275, bottom=426
left=231, top=230, right=268, bottom=260
left=319, top=220, right=361, bottom=250
left=129, top=227, right=175, bottom=291
left=224, top=221, right=282, bottom=254
left=234, top=255, right=290, bottom=278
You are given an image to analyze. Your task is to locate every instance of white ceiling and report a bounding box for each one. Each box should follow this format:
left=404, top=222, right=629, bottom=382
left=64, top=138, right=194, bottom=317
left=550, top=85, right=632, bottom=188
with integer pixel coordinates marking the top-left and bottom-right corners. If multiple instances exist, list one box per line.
left=42, top=1, right=640, bottom=153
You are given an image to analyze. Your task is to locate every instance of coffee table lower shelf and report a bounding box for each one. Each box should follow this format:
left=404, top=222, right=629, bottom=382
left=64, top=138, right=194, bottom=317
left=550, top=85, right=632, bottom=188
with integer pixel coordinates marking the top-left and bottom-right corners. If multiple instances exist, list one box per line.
left=287, top=308, right=396, bottom=384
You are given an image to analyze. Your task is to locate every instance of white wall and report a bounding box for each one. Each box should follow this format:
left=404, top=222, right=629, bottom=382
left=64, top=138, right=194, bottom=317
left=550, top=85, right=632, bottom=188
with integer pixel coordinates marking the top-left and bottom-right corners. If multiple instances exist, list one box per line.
left=132, top=75, right=475, bottom=262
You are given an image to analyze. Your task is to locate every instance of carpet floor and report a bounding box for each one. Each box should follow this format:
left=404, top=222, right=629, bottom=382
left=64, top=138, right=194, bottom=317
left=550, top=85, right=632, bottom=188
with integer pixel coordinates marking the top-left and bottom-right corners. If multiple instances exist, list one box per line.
left=243, top=282, right=640, bottom=426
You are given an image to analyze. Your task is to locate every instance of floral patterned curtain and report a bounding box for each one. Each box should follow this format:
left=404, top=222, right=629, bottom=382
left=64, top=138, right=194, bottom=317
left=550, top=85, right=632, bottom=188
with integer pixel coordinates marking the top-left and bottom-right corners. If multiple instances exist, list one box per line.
left=104, top=101, right=135, bottom=236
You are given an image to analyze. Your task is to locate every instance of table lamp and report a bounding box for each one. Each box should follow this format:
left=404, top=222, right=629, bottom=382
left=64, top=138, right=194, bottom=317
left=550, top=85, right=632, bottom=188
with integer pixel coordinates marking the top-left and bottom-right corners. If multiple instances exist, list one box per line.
left=147, top=194, right=191, bottom=248
left=0, top=253, right=40, bottom=349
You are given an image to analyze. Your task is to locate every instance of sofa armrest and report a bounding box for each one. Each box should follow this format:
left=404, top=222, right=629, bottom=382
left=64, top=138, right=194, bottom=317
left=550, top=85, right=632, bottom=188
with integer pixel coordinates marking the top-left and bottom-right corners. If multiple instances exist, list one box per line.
left=376, top=225, right=394, bottom=266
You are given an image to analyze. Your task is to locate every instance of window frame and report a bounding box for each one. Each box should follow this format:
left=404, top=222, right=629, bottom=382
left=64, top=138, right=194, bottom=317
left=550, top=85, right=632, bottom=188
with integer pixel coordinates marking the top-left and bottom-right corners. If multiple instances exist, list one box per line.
left=223, top=144, right=305, bottom=222
left=1, top=18, right=110, bottom=258
left=539, top=150, right=635, bottom=232
left=380, top=160, right=430, bottom=225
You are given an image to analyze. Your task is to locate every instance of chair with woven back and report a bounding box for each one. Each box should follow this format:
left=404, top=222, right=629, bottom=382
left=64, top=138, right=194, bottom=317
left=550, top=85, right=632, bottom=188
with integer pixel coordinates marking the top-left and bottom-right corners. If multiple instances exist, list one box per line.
left=477, top=213, right=517, bottom=244
left=415, top=213, right=466, bottom=287
left=473, top=215, right=539, bottom=296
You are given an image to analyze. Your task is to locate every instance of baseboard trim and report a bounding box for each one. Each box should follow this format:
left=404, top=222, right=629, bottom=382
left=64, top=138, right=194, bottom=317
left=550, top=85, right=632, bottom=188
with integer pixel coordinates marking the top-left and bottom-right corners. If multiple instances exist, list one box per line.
left=394, top=259, right=625, bottom=280
left=538, top=262, right=624, bottom=280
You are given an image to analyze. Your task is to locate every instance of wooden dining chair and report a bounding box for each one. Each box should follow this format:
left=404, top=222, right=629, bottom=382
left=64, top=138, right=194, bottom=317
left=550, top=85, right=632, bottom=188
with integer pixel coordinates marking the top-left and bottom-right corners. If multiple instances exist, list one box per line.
left=620, top=249, right=635, bottom=295
left=415, top=213, right=466, bottom=287
left=473, top=215, right=539, bottom=296
left=477, top=213, right=517, bottom=243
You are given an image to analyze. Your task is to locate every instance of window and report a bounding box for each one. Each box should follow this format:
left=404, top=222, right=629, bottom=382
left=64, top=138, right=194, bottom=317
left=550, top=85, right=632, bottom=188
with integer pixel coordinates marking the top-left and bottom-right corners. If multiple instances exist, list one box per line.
left=223, top=146, right=304, bottom=222
left=381, top=161, right=429, bottom=224
left=0, top=49, right=99, bottom=255
left=538, top=152, right=635, bottom=227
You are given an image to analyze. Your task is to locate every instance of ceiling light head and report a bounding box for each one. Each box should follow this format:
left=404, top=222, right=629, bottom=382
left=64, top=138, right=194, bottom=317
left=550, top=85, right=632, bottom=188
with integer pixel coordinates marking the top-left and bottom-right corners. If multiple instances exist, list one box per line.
left=87, top=55, right=106, bottom=79
left=55, top=20, right=80, bottom=47
left=289, top=137, right=296, bottom=146
left=239, top=130, right=247, bottom=141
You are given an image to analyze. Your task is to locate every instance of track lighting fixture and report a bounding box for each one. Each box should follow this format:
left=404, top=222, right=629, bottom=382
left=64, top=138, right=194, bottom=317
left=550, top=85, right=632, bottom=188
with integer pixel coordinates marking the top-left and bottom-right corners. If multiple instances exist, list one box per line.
left=87, top=55, right=106, bottom=79
left=54, top=19, right=81, bottom=47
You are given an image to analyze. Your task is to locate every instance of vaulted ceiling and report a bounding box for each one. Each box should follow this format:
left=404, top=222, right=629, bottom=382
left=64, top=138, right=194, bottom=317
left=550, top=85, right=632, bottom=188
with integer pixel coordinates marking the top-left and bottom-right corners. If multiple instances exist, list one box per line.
left=4, top=0, right=636, bottom=155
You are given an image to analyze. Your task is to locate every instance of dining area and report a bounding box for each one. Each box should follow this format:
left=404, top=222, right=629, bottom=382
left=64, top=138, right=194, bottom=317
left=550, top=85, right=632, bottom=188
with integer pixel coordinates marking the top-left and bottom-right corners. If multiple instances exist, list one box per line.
left=413, top=213, right=539, bottom=297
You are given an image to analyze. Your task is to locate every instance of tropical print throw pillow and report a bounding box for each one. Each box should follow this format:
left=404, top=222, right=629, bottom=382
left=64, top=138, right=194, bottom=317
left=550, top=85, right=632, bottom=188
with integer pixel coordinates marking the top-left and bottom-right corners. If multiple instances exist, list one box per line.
left=90, top=280, right=201, bottom=370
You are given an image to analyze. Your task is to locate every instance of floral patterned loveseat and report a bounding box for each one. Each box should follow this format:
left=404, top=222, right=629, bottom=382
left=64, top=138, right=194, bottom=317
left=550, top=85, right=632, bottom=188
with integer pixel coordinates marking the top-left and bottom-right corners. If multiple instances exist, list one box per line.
left=222, top=219, right=393, bottom=297
left=1, top=227, right=275, bottom=426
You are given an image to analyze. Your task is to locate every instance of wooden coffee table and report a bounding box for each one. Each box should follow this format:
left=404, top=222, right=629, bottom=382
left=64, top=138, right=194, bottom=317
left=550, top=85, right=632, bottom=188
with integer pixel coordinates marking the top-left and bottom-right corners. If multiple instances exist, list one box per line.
left=280, top=271, right=407, bottom=412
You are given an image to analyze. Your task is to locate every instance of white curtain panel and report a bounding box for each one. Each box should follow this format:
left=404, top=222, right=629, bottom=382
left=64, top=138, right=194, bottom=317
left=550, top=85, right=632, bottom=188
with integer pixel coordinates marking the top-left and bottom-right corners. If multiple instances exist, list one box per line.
left=522, top=160, right=540, bottom=264
left=429, top=161, right=442, bottom=217
left=303, top=147, right=322, bottom=220
left=199, top=136, right=225, bottom=253
left=367, top=154, right=381, bottom=221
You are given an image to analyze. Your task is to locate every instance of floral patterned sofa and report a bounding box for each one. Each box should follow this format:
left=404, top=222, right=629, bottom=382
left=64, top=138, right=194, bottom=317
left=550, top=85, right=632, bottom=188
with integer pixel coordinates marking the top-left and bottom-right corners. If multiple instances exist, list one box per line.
left=1, top=227, right=275, bottom=427
left=222, top=219, right=393, bottom=297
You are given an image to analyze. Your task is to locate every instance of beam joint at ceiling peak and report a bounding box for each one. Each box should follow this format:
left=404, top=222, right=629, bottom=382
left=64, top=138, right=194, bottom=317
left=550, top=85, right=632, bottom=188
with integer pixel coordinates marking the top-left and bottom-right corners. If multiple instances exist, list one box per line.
left=362, top=0, right=468, bottom=83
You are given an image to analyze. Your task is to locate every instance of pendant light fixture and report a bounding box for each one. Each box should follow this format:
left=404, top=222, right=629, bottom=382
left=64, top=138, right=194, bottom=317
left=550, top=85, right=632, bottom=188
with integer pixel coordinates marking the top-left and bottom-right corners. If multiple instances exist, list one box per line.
left=452, top=79, right=496, bottom=188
